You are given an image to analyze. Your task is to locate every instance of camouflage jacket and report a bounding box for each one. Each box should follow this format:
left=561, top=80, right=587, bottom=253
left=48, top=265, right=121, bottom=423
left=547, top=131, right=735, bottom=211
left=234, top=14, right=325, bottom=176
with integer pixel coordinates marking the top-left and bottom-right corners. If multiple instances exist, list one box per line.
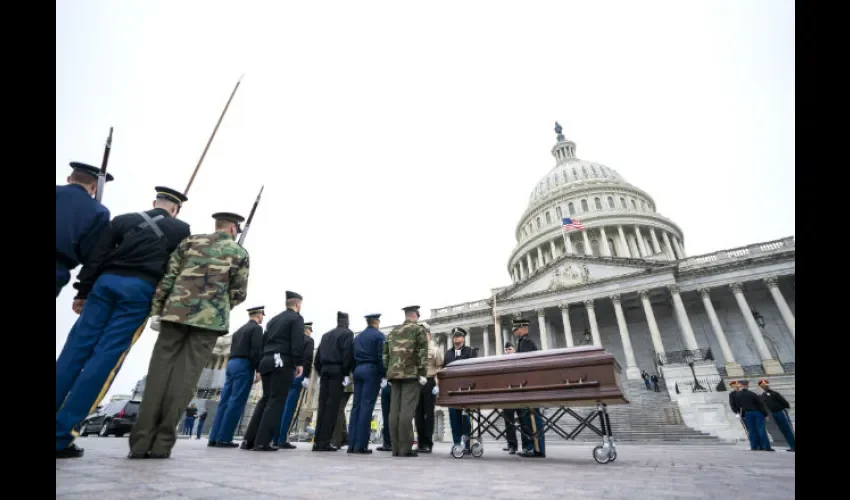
left=150, top=231, right=249, bottom=333
left=382, top=319, right=428, bottom=380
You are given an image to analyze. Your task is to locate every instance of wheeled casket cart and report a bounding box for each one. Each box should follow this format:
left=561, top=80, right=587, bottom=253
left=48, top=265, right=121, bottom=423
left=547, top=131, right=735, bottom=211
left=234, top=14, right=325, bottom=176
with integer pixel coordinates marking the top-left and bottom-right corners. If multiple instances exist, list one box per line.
left=436, top=345, right=629, bottom=463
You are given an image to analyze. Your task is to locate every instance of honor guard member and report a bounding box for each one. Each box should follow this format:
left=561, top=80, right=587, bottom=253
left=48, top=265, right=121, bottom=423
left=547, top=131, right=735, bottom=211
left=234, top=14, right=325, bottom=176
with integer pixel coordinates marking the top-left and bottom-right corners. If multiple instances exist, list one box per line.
left=377, top=368, right=392, bottom=452
left=441, top=327, right=476, bottom=453
left=758, top=380, right=795, bottom=452
left=56, top=186, right=190, bottom=459
left=273, top=321, right=315, bottom=449
left=56, top=162, right=112, bottom=297
left=242, top=291, right=306, bottom=451
left=501, top=342, right=519, bottom=454
left=128, top=211, right=249, bottom=459
left=332, top=369, right=355, bottom=449
left=313, top=312, right=355, bottom=451
left=347, top=313, right=386, bottom=454
left=383, top=305, right=429, bottom=457
left=736, top=380, right=774, bottom=452
left=207, top=306, right=266, bottom=448
left=414, top=322, right=443, bottom=453
left=513, top=317, right=546, bottom=458
left=728, top=381, right=748, bottom=437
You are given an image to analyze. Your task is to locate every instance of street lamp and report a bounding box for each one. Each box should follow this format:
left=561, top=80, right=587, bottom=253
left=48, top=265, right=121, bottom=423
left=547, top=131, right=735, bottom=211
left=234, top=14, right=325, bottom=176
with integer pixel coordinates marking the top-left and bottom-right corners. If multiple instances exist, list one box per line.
left=684, top=352, right=707, bottom=392
left=752, top=310, right=766, bottom=329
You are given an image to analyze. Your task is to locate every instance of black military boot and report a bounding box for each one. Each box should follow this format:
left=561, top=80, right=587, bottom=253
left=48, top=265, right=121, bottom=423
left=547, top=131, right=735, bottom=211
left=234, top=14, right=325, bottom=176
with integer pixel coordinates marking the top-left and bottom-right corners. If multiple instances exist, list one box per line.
left=56, top=444, right=85, bottom=459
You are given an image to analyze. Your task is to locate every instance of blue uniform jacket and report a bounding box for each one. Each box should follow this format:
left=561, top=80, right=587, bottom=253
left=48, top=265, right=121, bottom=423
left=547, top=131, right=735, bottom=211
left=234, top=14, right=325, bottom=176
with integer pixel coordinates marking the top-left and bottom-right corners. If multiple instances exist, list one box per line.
left=353, top=327, right=386, bottom=377
left=56, top=184, right=110, bottom=271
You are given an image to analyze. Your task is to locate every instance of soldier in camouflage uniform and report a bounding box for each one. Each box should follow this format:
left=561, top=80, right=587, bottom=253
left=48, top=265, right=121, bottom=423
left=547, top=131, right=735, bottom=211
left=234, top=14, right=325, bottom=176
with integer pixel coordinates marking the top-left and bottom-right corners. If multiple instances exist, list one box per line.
left=382, top=305, right=428, bottom=457
left=128, top=212, right=250, bottom=459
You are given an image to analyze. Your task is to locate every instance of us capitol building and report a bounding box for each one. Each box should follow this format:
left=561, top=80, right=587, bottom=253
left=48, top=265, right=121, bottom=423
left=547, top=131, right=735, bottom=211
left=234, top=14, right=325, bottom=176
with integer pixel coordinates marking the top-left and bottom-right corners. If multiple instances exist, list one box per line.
left=421, top=124, right=795, bottom=442
left=188, top=124, right=795, bottom=444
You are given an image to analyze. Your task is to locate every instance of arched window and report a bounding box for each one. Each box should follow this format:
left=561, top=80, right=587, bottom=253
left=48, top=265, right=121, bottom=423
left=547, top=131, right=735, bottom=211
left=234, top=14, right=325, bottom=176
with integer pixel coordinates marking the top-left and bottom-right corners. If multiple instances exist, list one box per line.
left=590, top=239, right=600, bottom=256
left=563, top=171, right=569, bottom=183
left=591, top=166, right=598, bottom=176
left=556, top=206, right=563, bottom=219
left=641, top=201, right=647, bottom=210
left=631, top=199, right=637, bottom=209
left=574, top=241, right=585, bottom=255
left=581, top=199, right=589, bottom=212
left=568, top=202, right=575, bottom=215
left=545, top=212, right=551, bottom=224
left=581, top=166, right=588, bottom=177
left=572, top=168, right=578, bottom=178
left=536, top=217, right=541, bottom=229
left=620, top=197, right=627, bottom=209
left=608, top=239, right=618, bottom=257
left=594, top=197, right=602, bottom=210
left=607, top=196, right=615, bottom=209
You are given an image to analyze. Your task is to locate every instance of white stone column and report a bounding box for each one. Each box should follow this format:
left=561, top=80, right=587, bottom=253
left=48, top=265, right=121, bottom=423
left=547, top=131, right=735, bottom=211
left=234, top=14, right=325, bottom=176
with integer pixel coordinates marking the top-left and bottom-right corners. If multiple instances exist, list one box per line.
left=599, top=227, right=612, bottom=257
left=698, top=288, right=743, bottom=376
left=617, top=225, right=632, bottom=257
left=536, top=309, right=549, bottom=351
left=667, top=285, right=699, bottom=351
left=582, top=230, right=593, bottom=256
left=611, top=294, right=642, bottom=379
left=537, top=247, right=545, bottom=267
left=635, top=226, right=649, bottom=257
left=764, top=277, right=795, bottom=340
left=494, top=316, right=503, bottom=355
left=661, top=231, right=676, bottom=259
left=730, top=282, right=784, bottom=374
left=549, top=240, right=557, bottom=261
left=638, top=289, right=665, bottom=358
left=526, top=254, right=533, bottom=274
left=584, top=300, right=602, bottom=347
left=650, top=228, right=661, bottom=255
left=564, top=233, right=575, bottom=255
left=673, top=236, right=686, bottom=258
left=560, top=304, right=574, bottom=348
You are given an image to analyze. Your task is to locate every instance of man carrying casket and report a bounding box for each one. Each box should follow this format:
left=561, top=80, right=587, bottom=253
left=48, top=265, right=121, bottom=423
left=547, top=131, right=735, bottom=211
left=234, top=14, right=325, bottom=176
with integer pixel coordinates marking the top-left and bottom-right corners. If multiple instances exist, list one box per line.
left=512, top=317, right=546, bottom=458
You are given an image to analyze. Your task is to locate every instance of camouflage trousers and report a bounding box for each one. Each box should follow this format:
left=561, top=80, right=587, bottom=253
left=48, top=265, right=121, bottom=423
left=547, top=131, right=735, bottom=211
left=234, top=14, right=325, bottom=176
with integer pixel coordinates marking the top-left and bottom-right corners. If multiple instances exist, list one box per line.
left=388, top=379, right=420, bottom=456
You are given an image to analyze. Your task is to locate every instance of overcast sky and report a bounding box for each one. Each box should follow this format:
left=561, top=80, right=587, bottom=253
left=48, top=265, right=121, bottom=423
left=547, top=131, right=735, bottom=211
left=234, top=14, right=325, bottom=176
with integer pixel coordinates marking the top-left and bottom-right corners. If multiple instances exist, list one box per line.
left=56, top=0, right=794, bottom=400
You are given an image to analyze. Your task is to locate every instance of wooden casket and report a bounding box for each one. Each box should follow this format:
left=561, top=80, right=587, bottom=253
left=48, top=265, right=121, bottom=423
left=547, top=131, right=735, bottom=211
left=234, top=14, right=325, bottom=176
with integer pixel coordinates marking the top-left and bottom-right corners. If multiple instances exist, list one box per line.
left=435, top=346, right=629, bottom=410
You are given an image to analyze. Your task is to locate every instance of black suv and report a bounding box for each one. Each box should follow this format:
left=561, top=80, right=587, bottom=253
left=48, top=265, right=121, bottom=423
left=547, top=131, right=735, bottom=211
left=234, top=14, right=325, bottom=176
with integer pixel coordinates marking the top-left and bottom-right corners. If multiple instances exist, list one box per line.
left=79, top=399, right=141, bottom=437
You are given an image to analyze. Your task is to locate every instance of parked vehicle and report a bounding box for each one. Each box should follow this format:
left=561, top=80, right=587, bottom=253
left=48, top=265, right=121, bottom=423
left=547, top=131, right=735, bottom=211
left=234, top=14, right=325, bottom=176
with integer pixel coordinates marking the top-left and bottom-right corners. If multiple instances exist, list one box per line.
left=78, top=400, right=141, bottom=437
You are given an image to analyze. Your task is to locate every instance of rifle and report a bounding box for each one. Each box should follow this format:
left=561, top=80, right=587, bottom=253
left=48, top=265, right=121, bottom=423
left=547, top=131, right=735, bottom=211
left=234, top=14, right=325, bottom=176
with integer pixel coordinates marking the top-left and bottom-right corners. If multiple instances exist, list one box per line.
left=95, top=127, right=113, bottom=202
left=238, top=185, right=264, bottom=246
left=184, top=75, right=244, bottom=196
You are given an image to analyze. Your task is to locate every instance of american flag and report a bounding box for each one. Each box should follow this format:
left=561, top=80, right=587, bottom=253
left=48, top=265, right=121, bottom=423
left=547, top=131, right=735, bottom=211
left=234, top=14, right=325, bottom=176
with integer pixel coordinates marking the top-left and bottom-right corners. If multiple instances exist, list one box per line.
left=562, top=217, right=585, bottom=231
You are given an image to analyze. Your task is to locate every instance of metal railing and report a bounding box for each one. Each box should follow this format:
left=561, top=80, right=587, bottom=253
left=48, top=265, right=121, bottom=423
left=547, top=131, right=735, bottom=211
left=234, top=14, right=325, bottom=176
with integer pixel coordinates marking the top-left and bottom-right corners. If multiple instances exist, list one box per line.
left=656, top=348, right=714, bottom=366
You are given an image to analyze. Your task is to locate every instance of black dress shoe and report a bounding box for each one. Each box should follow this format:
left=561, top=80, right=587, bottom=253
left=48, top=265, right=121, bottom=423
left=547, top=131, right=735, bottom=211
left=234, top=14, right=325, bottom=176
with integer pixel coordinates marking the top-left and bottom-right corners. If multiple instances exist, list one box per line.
left=313, top=445, right=338, bottom=452
left=278, top=442, right=296, bottom=449
left=376, top=445, right=392, bottom=452
left=418, top=447, right=432, bottom=453
left=240, top=441, right=254, bottom=450
left=401, top=451, right=419, bottom=457
left=254, top=445, right=278, bottom=452
left=355, top=448, right=373, bottom=454
left=207, top=441, right=218, bottom=447
left=56, top=444, right=85, bottom=459
left=518, top=450, right=545, bottom=458
left=149, top=451, right=171, bottom=459
left=217, top=441, right=239, bottom=448
left=127, top=451, right=148, bottom=459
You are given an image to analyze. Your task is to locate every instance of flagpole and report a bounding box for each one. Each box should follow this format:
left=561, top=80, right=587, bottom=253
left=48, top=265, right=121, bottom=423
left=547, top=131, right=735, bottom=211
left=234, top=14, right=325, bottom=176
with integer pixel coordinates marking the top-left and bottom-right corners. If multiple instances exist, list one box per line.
left=492, top=290, right=502, bottom=355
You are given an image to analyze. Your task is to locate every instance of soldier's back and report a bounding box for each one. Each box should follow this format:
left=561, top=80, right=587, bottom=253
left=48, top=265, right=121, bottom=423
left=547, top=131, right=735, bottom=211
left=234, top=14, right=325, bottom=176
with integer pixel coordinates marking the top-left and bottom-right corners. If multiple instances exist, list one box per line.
left=385, top=322, right=425, bottom=380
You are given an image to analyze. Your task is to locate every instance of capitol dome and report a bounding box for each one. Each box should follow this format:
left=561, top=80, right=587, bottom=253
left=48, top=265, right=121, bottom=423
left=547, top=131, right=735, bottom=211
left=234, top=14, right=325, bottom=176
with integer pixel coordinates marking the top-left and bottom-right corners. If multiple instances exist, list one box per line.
left=507, top=123, right=687, bottom=283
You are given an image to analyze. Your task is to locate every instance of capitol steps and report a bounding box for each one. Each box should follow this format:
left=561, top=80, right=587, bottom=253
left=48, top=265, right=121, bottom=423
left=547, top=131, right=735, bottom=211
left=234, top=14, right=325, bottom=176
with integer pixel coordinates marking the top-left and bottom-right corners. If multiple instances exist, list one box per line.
left=479, top=380, right=726, bottom=444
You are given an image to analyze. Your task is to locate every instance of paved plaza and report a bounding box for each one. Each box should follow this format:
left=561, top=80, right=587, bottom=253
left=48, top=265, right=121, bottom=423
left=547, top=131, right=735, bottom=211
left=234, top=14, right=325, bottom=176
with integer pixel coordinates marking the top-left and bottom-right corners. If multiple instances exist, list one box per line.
left=56, top=437, right=795, bottom=500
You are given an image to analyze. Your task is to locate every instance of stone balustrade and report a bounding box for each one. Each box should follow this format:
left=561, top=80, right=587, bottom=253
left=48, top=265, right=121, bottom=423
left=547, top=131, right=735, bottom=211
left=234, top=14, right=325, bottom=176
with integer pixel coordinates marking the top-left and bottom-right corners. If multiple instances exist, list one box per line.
left=679, top=237, right=794, bottom=269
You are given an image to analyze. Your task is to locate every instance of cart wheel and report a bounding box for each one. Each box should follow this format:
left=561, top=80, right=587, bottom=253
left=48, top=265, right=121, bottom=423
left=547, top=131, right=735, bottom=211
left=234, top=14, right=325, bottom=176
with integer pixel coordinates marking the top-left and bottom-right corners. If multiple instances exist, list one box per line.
left=592, top=445, right=611, bottom=464
left=470, top=441, right=483, bottom=458
left=608, top=449, right=617, bottom=462
left=451, top=444, right=465, bottom=459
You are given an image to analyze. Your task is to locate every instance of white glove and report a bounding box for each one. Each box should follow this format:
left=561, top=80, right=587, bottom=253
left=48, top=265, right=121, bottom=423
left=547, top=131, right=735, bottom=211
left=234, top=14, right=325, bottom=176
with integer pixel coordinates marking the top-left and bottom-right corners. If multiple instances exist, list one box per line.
left=418, top=376, right=427, bottom=386
left=343, top=376, right=350, bottom=387
left=380, top=378, right=387, bottom=389
left=302, top=377, right=310, bottom=389
left=274, top=353, right=283, bottom=368
left=432, top=386, right=439, bottom=396
left=149, top=315, right=161, bottom=332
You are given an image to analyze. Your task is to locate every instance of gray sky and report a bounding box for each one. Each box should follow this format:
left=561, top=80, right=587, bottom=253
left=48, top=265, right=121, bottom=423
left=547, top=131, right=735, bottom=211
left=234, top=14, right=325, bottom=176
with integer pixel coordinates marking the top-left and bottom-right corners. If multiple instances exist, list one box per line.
left=56, top=0, right=794, bottom=400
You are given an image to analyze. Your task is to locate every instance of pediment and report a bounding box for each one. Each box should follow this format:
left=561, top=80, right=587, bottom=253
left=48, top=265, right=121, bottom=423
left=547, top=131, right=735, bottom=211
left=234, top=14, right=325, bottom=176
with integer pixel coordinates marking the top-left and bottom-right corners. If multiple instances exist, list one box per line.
left=502, top=257, right=655, bottom=299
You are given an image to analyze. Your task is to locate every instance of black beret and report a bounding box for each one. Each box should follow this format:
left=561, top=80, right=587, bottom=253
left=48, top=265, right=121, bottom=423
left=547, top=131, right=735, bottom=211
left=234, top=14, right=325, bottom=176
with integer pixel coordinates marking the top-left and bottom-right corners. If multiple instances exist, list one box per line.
left=337, top=311, right=349, bottom=322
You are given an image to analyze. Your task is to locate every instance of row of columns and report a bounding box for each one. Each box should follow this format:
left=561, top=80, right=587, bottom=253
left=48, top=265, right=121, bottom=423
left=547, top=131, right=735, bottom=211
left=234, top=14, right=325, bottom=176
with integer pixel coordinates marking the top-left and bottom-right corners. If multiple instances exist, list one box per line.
left=512, top=224, right=686, bottom=282
left=439, top=276, right=795, bottom=378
